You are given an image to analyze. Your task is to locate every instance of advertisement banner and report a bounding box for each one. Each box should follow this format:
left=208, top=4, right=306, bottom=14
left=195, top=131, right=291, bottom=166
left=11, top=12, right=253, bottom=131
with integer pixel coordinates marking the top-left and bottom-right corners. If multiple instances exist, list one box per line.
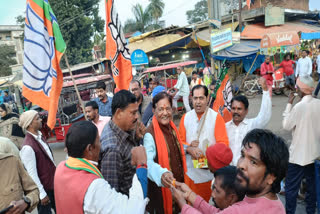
left=211, top=28, right=233, bottom=53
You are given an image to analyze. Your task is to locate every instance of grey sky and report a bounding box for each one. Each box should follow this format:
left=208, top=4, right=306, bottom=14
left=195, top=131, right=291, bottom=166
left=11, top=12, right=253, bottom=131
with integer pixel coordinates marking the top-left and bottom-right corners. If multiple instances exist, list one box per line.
left=0, top=0, right=319, bottom=27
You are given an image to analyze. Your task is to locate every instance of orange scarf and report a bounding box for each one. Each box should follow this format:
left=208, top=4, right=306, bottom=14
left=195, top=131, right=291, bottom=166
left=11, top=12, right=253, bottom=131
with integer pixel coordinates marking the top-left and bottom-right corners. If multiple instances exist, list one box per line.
left=152, top=116, right=187, bottom=214
left=65, top=157, right=103, bottom=178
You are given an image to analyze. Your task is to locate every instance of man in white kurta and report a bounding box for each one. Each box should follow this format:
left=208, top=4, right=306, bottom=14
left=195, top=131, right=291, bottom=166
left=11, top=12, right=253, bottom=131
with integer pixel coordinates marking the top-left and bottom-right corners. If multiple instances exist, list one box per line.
left=283, top=76, right=320, bottom=214
left=296, top=50, right=312, bottom=78
left=170, top=66, right=191, bottom=112
left=226, top=78, right=271, bottom=165
left=179, top=85, right=229, bottom=202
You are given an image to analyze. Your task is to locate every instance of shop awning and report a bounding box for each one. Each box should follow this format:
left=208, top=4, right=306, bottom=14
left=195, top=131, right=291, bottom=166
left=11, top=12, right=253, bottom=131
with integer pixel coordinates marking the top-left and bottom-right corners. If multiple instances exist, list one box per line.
left=211, top=40, right=264, bottom=73
left=241, top=22, right=318, bottom=40
left=128, top=33, right=192, bottom=54
left=212, top=40, right=260, bottom=61
left=301, top=32, right=320, bottom=40
left=143, top=61, right=197, bottom=74
left=261, top=31, right=300, bottom=48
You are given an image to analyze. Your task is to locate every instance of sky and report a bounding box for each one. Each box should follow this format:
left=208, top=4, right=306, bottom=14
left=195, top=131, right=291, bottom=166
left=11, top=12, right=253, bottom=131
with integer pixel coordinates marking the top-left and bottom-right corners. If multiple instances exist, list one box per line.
left=0, top=0, right=319, bottom=27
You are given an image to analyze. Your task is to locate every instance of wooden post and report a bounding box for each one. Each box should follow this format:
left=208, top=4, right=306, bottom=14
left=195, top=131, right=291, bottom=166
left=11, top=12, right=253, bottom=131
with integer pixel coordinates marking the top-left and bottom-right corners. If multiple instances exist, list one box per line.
left=63, top=54, right=88, bottom=120
left=239, top=0, right=242, bottom=32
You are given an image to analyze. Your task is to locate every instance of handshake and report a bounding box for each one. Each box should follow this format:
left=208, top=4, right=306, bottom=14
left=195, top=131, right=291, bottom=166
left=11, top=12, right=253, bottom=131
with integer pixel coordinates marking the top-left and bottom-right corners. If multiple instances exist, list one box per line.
left=171, top=181, right=197, bottom=209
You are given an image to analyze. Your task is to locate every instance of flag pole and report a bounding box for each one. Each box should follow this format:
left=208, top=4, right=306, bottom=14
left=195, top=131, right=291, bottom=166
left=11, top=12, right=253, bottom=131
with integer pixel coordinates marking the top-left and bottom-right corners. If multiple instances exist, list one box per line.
left=63, top=54, right=88, bottom=120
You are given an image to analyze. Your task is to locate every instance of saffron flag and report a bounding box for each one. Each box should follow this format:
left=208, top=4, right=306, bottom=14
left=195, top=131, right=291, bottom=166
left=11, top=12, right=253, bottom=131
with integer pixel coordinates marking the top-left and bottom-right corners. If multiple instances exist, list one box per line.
left=23, top=0, right=66, bottom=129
left=212, top=66, right=233, bottom=122
left=105, top=0, right=132, bottom=90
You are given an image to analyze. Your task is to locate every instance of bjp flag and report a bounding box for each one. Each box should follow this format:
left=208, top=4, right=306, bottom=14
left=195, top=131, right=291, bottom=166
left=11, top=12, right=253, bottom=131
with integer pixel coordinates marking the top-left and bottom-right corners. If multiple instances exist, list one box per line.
left=212, top=68, right=233, bottom=123
left=105, top=0, right=132, bottom=90
left=22, top=0, right=66, bottom=129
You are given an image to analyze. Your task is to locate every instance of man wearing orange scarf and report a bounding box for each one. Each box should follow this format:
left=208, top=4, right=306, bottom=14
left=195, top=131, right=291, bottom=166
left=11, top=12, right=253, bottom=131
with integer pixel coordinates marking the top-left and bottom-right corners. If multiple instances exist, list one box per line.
left=54, top=121, right=149, bottom=214
left=179, top=85, right=229, bottom=202
left=144, top=92, right=187, bottom=214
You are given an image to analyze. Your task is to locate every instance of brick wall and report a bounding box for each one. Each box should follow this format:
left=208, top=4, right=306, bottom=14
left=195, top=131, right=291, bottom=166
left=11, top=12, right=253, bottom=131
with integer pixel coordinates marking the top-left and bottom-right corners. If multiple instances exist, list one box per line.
left=250, top=0, right=309, bottom=11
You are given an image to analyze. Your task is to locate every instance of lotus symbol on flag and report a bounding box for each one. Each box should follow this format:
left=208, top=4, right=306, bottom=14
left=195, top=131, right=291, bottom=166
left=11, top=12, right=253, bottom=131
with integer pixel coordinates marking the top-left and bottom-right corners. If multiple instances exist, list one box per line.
left=23, top=3, right=56, bottom=97
left=108, top=2, right=130, bottom=76
left=218, top=79, right=232, bottom=116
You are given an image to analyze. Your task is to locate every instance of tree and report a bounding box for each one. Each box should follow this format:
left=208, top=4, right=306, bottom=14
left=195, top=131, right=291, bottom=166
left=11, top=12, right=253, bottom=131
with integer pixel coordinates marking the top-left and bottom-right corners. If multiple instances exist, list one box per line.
left=132, top=3, right=152, bottom=33
left=148, top=0, right=165, bottom=25
left=123, top=1, right=166, bottom=34
left=186, top=0, right=208, bottom=24
left=50, top=0, right=105, bottom=66
left=0, top=45, right=17, bottom=77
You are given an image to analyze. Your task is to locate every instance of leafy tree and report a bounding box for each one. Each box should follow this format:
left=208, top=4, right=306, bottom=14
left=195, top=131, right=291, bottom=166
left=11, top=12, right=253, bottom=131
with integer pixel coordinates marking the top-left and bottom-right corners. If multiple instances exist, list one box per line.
left=123, top=1, right=165, bottom=34
left=50, top=0, right=105, bottom=66
left=148, top=0, right=165, bottom=25
left=0, top=45, right=17, bottom=77
left=123, top=4, right=152, bottom=33
left=186, top=0, right=208, bottom=24
left=15, top=15, right=25, bottom=42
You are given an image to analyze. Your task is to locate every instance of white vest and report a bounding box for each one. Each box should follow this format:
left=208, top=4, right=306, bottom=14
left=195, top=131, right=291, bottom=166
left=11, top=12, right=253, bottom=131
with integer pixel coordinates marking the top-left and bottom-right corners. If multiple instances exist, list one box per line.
left=184, top=109, right=218, bottom=183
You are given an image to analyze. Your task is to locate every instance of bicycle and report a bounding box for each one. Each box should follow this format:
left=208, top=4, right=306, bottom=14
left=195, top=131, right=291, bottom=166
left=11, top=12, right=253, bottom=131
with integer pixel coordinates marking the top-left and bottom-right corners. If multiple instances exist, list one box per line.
left=243, top=77, right=262, bottom=99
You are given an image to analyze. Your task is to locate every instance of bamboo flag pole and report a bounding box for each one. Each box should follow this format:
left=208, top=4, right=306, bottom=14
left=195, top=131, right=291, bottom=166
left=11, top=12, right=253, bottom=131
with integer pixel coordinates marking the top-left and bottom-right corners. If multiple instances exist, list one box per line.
left=237, top=53, right=259, bottom=95
left=63, top=54, right=88, bottom=120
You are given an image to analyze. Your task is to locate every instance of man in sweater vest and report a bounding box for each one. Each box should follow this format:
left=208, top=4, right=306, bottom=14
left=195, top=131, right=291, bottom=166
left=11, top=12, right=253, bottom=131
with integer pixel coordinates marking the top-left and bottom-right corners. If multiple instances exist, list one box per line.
left=179, top=85, right=229, bottom=202
left=19, top=110, right=56, bottom=214
left=54, top=121, right=149, bottom=214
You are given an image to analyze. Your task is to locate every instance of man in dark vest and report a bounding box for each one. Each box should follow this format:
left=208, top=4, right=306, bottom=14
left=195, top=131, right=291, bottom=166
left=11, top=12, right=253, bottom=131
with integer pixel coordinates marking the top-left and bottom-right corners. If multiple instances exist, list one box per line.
left=19, top=110, right=56, bottom=214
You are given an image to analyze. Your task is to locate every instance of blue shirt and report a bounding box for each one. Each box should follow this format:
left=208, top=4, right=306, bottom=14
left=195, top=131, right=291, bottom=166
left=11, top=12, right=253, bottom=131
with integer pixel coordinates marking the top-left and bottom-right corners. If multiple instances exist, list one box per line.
left=93, top=96, right=113, bottom=117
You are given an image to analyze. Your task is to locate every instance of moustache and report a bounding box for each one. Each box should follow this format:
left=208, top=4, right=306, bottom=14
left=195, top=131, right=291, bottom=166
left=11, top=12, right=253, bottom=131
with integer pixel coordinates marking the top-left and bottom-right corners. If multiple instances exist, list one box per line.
left=212, top=198, right=219, bottom=209
left=236, top=169, right=249, bottom=183
left=133, top=119, right=138, bottom=124
left=233, top=113, right=240, bottom=117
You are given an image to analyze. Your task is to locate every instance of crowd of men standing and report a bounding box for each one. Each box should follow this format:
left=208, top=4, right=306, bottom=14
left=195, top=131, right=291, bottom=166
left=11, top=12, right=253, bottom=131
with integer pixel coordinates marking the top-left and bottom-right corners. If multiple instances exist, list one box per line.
left=0, top=54, right=320, bottom=214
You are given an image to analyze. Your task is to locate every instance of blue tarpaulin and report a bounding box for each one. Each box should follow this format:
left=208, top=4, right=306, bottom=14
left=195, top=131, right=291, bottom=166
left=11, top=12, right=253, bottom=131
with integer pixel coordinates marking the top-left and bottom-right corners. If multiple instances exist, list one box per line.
left=211, top=40, right=265, bottom=73
left=301, top=32, right=320, bottom=40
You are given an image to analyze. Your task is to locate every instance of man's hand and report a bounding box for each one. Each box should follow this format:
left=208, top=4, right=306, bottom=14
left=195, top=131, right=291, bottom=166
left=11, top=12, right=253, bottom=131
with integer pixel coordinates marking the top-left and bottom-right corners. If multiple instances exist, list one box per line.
left=7, top=200, right=28, bottom=214
left=288, top=92, right=296, bottom=104
left=161, top=172, right=174, bottom=188
left=175, top=182, right=197, bottom=205
left=259, top=77, right=268, bottom=91
left=40, top=196, right=50, bottom=206
left=186, top=146, right=203, bottom=159
left=190, top=140, right=199, bottom=147
left=135, top=121, right=146, bottom=140
left=171, top=187, right=187, bottom=209
left=131, top=146, right=147, bottom=166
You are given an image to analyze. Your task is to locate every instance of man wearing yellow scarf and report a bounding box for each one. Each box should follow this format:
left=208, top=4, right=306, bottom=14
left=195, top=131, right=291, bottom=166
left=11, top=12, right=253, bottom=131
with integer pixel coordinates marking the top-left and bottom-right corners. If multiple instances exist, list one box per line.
left=54, top=121, right=149, bottom=214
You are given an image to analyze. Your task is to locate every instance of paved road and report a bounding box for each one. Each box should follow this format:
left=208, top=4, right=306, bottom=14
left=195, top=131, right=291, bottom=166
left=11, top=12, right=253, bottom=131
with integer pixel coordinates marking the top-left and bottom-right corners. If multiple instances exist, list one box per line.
left=32, top=93, right=310, bottom=213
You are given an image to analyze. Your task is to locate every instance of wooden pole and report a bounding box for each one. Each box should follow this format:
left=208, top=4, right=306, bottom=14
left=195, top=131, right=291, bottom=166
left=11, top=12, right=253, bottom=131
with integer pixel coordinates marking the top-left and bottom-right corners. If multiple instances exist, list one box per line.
left=63, top=54, right=88, bottom=120
left=237, top=53, right=259, bottom=94
left=239, top=0, right=242, bottom=33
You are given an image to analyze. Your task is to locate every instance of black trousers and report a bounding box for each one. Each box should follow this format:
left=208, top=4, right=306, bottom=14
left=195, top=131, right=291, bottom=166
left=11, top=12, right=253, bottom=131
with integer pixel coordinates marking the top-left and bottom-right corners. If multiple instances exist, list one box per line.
left=37, top=190, right=56, bottom=214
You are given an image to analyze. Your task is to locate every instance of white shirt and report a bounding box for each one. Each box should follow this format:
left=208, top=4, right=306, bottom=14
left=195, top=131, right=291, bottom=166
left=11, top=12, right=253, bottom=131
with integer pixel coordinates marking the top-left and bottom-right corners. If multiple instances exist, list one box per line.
left=226, top=91, right=272, bottom=165
left=83, top=172, right=148, bottom=214
left=283, top=95, right=320, bottom=166
left=20, top=131, right=55, bottom=199
left=317, top=55, right=320, bottom=74
left=174, top=71, right=190, bottom=96
left=296, top=56, right=312, bottom=77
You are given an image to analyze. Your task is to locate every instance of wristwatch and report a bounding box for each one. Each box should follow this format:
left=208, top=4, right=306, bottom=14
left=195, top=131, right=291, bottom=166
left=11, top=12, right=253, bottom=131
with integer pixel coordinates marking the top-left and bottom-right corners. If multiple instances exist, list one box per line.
left=23, top=196, right=31, bottom=210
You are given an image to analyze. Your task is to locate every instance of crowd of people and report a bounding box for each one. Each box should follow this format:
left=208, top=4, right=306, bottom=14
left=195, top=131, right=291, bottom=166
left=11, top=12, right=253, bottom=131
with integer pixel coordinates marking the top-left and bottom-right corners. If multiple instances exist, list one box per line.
left=0, top=52, right=320, bottom=214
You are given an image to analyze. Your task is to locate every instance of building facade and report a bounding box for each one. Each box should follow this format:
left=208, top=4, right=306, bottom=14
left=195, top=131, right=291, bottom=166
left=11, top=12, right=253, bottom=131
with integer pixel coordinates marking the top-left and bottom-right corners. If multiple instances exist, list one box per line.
left=0, top=25, right=24, bottom=65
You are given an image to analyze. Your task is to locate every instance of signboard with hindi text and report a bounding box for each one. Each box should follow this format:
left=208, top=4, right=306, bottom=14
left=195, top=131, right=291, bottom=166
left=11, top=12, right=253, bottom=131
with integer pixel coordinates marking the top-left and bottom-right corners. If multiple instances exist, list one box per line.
left=265, top=6, right=284, bottom=27
left=211, top=28, right=233, bottom=53
left=131, top=49, right=149, bottom=66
